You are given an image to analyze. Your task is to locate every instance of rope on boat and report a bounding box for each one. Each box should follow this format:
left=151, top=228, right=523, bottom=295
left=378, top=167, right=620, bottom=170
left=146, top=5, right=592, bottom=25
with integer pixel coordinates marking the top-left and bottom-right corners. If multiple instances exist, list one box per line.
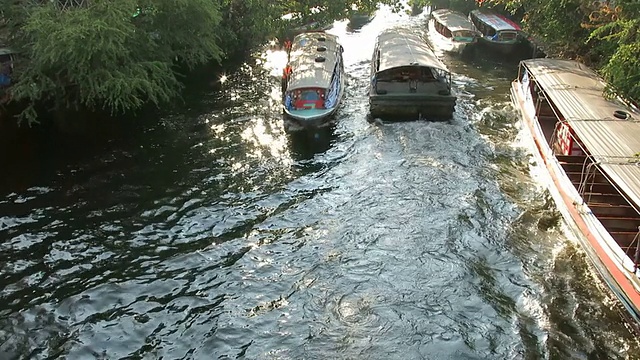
left=577, top=160, right=597, bottom=198
left=631, top=227, right=640, bottom=273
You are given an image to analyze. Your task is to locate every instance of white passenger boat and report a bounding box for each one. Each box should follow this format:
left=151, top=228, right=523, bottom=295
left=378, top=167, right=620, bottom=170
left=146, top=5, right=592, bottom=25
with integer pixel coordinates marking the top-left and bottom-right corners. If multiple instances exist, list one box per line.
left=282, top=32, right=345, bottom=131
left=429, top=9, right=479, bottom=55
left=511, top=58, right=640, bottom=325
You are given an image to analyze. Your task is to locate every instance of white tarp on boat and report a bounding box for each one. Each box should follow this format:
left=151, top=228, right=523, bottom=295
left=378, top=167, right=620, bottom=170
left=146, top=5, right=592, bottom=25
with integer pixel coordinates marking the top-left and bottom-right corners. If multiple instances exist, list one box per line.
left=470, top=10, right=521, bottom=32
left=432, top=9, right=477, bottom=33
left=287, top=32, right=340, bottom=91
left=375, top=28, right=448, bottom=73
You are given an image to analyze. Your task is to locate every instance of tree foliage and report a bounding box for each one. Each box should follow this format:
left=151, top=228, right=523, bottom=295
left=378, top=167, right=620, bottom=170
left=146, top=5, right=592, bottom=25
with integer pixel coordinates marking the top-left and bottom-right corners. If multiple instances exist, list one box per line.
left=475, top=0, right=640, bottom=102
left=1, top=0, right=403, bottom=124
left=4, top=0, right=224, bottom=124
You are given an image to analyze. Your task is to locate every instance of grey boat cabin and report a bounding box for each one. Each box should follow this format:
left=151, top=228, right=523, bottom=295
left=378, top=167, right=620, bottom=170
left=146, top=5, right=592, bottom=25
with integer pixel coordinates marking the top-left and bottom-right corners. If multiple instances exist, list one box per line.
left=369, top=28, right=455, bottom=120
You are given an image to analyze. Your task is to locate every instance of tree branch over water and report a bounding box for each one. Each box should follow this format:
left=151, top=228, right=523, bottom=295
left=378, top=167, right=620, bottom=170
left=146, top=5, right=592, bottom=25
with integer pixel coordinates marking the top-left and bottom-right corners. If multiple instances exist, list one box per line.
left=1, top=0, right=399, bottom=125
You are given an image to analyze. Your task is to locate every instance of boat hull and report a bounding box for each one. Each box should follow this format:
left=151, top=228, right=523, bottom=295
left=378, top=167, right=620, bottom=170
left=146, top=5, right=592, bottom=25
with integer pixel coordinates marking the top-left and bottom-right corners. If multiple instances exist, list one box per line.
left=478, top=37, right=520, bottom=55
left=432, top=35, right=476, bottom=55
left=369, top=93, right=456, bottom=120
left=510, top=82, right=640, bottom=325
left=448, top=41, right=475, bottom=55
left=283, top=105, right=340, bottom=132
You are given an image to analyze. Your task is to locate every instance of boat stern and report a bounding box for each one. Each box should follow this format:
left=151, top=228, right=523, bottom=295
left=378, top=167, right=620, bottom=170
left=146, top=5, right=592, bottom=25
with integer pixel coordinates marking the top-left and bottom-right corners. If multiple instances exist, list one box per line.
left=369, top=92, right=456, bottom=120
left=283, top=107, right=336, bottom=131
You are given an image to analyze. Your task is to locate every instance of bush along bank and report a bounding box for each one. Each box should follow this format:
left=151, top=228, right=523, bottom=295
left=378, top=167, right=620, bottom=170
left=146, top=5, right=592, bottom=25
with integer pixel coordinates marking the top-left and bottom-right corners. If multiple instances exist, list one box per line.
left=0, top=0, right=402, bottom=127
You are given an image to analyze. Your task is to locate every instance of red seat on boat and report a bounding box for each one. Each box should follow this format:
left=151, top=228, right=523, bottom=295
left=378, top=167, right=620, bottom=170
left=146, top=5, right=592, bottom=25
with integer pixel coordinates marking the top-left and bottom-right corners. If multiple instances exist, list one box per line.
left=294, top=99, right=324, bottom=109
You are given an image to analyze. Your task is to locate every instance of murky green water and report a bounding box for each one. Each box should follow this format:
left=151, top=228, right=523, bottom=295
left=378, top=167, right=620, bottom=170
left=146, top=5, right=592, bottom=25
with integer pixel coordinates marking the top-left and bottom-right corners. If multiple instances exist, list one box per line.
left=1, top=6, right=639, bottom=360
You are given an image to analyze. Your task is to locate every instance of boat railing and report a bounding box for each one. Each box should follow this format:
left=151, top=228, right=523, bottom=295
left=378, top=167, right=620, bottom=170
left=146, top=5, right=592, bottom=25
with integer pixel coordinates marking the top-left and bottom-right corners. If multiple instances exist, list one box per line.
left=325, top=59, right=341, bottom=108
left=555, top=152, right=640, bottom=272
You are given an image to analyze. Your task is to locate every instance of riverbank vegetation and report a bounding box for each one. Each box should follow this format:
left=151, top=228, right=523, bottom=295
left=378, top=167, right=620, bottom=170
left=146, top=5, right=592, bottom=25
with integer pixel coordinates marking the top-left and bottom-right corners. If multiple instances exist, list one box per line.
left=411, top=0, right=640, bottom=103
left=0, top=0, right=395, bottom=125
left=2, top=0, right=638, bottom=126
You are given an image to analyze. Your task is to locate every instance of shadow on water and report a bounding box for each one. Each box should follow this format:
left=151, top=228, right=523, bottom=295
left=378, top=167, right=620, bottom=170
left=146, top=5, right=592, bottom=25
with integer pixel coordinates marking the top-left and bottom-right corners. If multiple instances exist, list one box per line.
left=347, top=15, right=375, bottom=32
left=464, top=41, right=545, bottom=67
left=287, top=125, right=337, bottom=160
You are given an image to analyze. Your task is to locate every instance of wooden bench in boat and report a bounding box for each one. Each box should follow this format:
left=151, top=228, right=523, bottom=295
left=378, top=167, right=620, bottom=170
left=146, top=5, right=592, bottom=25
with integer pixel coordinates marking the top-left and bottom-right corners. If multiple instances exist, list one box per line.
left=554, top=154, right=640, bottom=250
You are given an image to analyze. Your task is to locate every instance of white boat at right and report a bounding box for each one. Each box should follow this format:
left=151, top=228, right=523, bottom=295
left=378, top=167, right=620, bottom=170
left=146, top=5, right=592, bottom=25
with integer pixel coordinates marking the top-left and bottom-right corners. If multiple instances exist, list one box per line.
left=511, top=58, right=640, bottom=325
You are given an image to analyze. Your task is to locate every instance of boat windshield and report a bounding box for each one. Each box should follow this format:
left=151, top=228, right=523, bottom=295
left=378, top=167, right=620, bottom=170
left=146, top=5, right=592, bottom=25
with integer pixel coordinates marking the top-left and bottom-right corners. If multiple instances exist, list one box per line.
left=452, top=30, right=476, bottom=41
left=377, top=66, right=438, bottom=82
left=494, top=31, right=518, bottom=41
left=287, top=87, right=326, bottom=110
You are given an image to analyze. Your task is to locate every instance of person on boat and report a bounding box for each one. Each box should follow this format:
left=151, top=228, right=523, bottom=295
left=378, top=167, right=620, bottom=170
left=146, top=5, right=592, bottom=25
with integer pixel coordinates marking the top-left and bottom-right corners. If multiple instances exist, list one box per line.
left=282, top=65, right=292, bottom=83
left=281, top=65, right=292, bottom=93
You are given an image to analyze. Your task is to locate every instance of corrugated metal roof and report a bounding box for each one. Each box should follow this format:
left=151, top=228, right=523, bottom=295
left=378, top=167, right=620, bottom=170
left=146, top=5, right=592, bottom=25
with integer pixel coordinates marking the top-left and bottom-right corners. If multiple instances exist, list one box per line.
left=523, top=58, right=640, bottom=208
left=287, top=32, right=341, bottom=91
left=432, top=9, right=477, bottom=33
left=375, top=28, right=448, bottom=73
left=470, top=10, right=521, bottom=32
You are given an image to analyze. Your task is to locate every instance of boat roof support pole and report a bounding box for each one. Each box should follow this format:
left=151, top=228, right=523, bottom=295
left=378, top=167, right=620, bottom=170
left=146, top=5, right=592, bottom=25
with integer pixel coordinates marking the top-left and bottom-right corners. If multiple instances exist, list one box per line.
left=632, top=228, right=640, bottom=274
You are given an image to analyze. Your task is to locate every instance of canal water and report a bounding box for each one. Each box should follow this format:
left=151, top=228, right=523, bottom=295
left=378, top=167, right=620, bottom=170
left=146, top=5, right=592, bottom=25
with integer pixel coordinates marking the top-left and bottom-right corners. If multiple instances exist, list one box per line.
left=1, top=6, right=639, bottom=360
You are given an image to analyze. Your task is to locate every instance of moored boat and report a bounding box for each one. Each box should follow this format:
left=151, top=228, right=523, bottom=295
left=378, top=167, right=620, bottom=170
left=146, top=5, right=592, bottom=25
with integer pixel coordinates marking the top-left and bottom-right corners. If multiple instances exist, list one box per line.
left=369, top=28, right=455, bottom=120
left=469, top=9, right=526, bottom=55
left=429, top=9, right=479, bottom=55
left=282, top=32, right=345, bottom=131
left=0, top=48, right=15, bottom=85
left=0, top=48, right=16, bottom=104
left=511, top=58, right=640, bottom=325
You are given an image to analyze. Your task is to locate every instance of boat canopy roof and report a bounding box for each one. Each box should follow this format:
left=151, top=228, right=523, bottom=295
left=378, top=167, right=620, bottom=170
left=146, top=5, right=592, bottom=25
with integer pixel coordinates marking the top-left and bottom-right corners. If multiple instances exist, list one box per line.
left=287, top=32, right=340, bottom=91
left=375, top=28, right=448, bottom=73
left=432, top=9, right=477, bottom=33
left=470, top=10, right=521, bottom=32
left=522, top=58, right=640, bottom=207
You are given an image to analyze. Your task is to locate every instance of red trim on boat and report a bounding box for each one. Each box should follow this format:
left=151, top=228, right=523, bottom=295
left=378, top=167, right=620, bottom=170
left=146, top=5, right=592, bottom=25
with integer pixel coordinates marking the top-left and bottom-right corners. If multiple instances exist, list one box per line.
left=496, top=14, right=521, bottom=31
left=513, top=82, right=640, bottom=311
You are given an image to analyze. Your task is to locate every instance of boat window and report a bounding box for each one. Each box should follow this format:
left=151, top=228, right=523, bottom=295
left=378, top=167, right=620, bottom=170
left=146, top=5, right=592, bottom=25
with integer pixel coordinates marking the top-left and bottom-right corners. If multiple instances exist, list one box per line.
left=377, top=66, right=437, bottom=82
left=470, top=14, right=492, bottom=36
left=497, top=31, right=517, bottom=41
left=291, top=88, right=326, bottom=110
left=453, top=30, right=475, bottom=41
left=485, top=26, right=496, bottom=37
left=473, top=17, right=494, bottom=36
left=434, top=20, right=452, bottom=38
left=614, top=110, right=630, bottom=120
left=300, top=90, right=321, bottom=101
